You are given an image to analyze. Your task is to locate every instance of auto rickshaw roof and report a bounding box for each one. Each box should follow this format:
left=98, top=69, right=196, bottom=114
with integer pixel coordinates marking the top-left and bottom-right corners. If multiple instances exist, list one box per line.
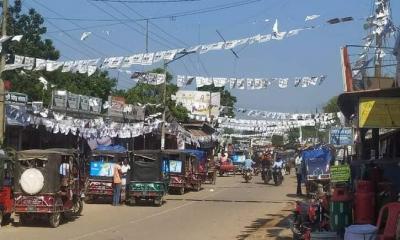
left=92, top=150, right=128, bottom=157
left=17, top=149, right=67, bottom=161
left=46, top=148, right=78, bottom=155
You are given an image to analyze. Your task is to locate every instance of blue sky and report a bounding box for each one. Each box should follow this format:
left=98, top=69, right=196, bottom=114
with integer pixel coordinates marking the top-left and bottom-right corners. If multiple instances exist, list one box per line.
left=22, top=0, right=400, bottom=114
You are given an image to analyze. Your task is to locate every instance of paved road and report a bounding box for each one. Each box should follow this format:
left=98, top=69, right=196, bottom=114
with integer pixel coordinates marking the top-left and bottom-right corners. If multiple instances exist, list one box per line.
left=2, top=173, right=298, bottom=240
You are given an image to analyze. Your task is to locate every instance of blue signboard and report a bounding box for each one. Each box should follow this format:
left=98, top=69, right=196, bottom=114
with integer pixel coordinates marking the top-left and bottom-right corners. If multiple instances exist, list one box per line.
left=90, top=161, right=115, bottom=177
left=330, top=127, right=353, bottom=146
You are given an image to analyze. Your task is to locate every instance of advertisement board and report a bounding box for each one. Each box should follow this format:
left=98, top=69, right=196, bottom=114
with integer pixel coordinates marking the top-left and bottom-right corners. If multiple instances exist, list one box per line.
left=5, top=92, right=28, bottom=105
left=359, top=97, right=400, bottom=128
left=330, top=164, right=350, bottom=183
left=52, top=90, right=102, bottom=114
left=67, top=92, right=79, bottom=110
left=89, top=161, right=115, bottom=177
left=175, top=90, right=220, bottom=118
left=52, top=90, right=68, bottom=109
left=330, top=127, right=353, bottom=146
left=107, top=96, right=125, bottom=117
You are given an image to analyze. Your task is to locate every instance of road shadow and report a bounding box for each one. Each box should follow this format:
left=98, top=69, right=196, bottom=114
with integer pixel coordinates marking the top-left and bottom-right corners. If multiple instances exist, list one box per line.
left=236, top=204, right=294, bottom=240
left=166, top=198, right=288, bottom=204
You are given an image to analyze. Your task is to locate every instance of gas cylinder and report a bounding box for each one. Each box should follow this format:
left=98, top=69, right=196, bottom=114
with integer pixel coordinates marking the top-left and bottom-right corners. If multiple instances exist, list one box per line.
left=354, top=180, right=375, bottom=224
left=330, top=187, right=352, bottom=232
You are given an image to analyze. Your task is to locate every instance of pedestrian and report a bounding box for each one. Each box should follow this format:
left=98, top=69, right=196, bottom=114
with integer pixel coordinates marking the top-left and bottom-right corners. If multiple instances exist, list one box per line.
left=121, top=159, right=131, bottom=203
left=295, top=153, right=303, bottom=196
left=113, top=162, right=122, bottom=206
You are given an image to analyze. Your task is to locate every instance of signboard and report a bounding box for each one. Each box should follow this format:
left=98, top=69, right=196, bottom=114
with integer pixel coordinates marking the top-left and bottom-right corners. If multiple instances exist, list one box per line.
left=330, top=127, right=353, bottom=146
left=5, top=92, right=28, bottom=105
left=330, top=164, right=350, bottom=183
left=175, top=90, right=221, bottom=118
left=359, top=97, right=400, bottom=128
left=89, top=161, right=115, bottom=177
left=108, top=96, right=125, bottom=117
left=52, top=90, right=68, bottom=109
left=67, top=92, right=79, bottom=110
left=52, top=90, right=102, bottom=114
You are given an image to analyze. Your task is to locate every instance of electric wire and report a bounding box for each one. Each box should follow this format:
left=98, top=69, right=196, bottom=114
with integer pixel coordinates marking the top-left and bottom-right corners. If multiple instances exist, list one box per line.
left=89, top=0, right=200, bottom=3
left=31, top=0, right=134, bottom=54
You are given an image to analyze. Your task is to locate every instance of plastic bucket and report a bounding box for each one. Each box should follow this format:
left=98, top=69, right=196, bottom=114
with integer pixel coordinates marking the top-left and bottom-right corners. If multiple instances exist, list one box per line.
left=344, top=224, right=377, bottom=240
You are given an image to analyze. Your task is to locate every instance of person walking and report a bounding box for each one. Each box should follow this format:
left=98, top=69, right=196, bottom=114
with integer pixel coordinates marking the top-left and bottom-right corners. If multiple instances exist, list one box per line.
left=295, top=153, right=303, bottom=196
left=113, top=162, right=122, bottom=206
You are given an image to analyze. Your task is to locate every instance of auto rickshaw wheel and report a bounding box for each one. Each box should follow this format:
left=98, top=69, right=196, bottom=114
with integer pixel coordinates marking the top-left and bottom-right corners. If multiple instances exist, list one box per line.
left=73, top=198, right=83, bottom=216
left=194, top=183, right=201, bottom=192
left=178, top=187, right=185, bottom=195
left=49, top=212, right=61, bottom=228
left=154, top=197, right=162, bottom=207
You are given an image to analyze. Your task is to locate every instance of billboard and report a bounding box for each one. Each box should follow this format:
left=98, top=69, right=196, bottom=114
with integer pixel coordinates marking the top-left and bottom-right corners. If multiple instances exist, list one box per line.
left=107, top=96, right=125, bottom=117
left=175, top=90, right=220, bottom=118
left=52, top=90, right=103, bottom=114
left=359, top=97, right=400, bottom=128
left=330, top=127, right=353, bottom=146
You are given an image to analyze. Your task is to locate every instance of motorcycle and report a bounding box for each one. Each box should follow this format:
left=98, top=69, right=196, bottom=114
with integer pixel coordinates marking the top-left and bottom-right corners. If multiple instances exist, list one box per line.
left=242, top=169, right=252, bottom=183
left=261, top=167, right=272, bottom=184
left=272, top=166, right=283, bottom=186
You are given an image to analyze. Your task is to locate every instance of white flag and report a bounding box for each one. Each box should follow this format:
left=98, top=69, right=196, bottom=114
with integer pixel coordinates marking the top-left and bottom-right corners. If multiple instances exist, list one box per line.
left=229, top=78, right=237, bottom=89
left=14, top=55, right=24, bottom=65
left=287, top=28, right=304, bottom=37
left=77, top=60, right=89, bottom=74
left=131, top=54, right=144, bottom=65
left=62, top=61, right=74, bottom=72
left=224, top=40, right=240, bottom=49
left=177, top=75, right=186, bottom=87
left=278, top=78, right=288, bottom=88
left=163, top=49, right=178, bottom=61
left=87, top=65, right=97, bottom=76
left=248, top=34, right=261, bottom=45
left=272, top=19, right=279, bottom=34
left=141, top=53, right=154, bottom=65
left=272, top=31, right=287, bottom=40
left=305, top=15, right=320, bottom=21
left=258, top=34, right=271, bottom=43
left=108, top=57, right=124, bottom=69
left=246, top=78, right=255, bottom=89
left=34, top=58, right=47, bottom=71
left=46, top=60, right=64, bottom=72
left=80, top=32, right=92, bottom=41
left=11, top=35, right=23, bottom=42
left=213, top=77, right=227, bottom=87
left=153, top=51, right=166, bottom=63
left=23, top=57, right=35, bottom=70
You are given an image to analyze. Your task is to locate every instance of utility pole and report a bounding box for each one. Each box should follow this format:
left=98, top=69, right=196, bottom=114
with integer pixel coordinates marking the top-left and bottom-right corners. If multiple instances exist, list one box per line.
left=145, top=19, right=149, bottom=53
left=0, top=0, right=8, bottom=146
left=161, top=60, right=167, bottom=150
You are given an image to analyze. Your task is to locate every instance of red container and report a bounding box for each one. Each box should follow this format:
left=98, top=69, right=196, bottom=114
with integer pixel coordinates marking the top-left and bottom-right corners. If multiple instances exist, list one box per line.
left=354, top=180, right=375, bottom=224
left=332, top=187, right=352, bottom=202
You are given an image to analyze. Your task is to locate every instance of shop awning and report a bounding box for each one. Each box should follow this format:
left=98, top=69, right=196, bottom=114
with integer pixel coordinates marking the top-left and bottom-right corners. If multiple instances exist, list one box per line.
left=338, top=88, right=400, bottom=119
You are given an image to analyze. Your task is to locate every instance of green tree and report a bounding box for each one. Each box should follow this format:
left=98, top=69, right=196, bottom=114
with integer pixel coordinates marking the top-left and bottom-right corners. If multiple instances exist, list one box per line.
left=125, top=68, right=189, bottom=122
left=271, top=135, right=284, bottom=147
left=198, top=84, right=237, bottom=117
left=323, top=95, right=339, bottom=113
left=2, top=1, right=116, bottom=105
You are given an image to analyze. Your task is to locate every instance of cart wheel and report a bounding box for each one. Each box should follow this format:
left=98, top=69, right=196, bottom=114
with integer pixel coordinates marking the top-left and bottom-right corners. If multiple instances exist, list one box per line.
left=72, top=198, right=83, bottom=216
left=154, top=198, right=162, bottom=207
left=49, top=212, right=61, bottom=228
left=178, top=187, right=185, bottom=195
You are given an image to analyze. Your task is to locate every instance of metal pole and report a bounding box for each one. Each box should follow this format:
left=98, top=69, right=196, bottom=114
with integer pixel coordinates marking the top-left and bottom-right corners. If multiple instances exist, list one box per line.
left=161, top=61, right=167, bottom=150
left=0, top=0, right=8, bottom=146
left=145, top=19, right=149, bottom=53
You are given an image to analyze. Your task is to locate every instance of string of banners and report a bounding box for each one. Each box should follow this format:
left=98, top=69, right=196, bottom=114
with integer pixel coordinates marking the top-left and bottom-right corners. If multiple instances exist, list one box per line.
left=177, top=75, right=327, bottom=89
left=4, top=16, right=356, bottom=75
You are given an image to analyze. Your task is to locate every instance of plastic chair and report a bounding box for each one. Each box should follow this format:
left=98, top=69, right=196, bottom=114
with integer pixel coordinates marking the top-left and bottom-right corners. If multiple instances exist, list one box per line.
left=376, top=202, right=400, bottom=240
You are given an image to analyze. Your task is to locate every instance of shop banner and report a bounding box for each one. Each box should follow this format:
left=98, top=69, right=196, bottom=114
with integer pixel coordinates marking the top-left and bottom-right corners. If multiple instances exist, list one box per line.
left=359, top=97, right=400, bottom=128
left=330, top=164, right=350, bottom=183
left=330, top=127, right=353, bottom=146
left=175, top=90, right=220, bottom=118
left=5, top=92, right=28, bottom=105
left=108, top=96, right=125, bottom=117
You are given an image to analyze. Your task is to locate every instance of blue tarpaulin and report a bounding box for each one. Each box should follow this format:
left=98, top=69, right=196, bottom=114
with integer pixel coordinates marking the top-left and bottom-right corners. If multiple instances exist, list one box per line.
left=302, top=146, right=332, bottom=178
left=95, top=145, right=127, bottom=153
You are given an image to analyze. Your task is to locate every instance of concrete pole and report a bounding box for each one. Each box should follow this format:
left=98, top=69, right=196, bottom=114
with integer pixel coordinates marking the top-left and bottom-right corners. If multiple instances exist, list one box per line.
left=161, top=61, right=167, bottom=150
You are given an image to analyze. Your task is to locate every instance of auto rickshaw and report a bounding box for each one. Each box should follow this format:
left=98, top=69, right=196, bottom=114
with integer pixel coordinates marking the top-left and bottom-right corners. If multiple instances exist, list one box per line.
left=0, top=150, right=13, bottom=227
left=13, top=149, right=83, bottom=228
left=165, top=150, right=202, bottom=195
left=126, top=150, right=169, bottom=206
left=84, top=146, right=129, bottom=203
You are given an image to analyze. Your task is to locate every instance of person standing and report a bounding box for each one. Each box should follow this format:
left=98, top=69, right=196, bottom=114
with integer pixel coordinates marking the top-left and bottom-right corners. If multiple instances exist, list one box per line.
left=295, top=153, right=303, bottom=196
left=113, top=162, right=122, bottom=206
left=120, top=159, right=131, bottom=202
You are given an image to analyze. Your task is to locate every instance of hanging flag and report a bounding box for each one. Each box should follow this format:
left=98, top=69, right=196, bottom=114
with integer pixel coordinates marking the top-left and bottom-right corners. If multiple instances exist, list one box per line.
left=34, top=58, right=47, bottom=71
left=23, top=57, right=35, bottom=70
left=196, top=76, right=205, bottom=88
left=46, top=60, right=64, bottom=72
left=272, top=19, right=279, bottom=35
left=80, top=32, right=92, bottom=41
left=62, top=61, right=74, bottom=72
left=164, top=49, right=179, bottom=61
left=177, top=75, right=186, bottom=87
left=229, top=78, right=237, bottom=89
left=213, top=77, right=227, bottom=87
left=236, top=78, right=245, bottom=89
left=305, top=15, right=320, bottom=21
left=224, top=40, right=241, bottom=49
left=258, top=34, right=271, bottom=43
left=141, top=53, right=154, bottom=65
left=11, top=35, right=23, bottom=42
left=278, top=78, right=288, bottom=88
left=14, top=55, right=24, bottom=65
left=87, top=65, right=97, bottom=77
left=246, top=78, right=255, bottom=89
left=153, top=51, right=166, bottom=63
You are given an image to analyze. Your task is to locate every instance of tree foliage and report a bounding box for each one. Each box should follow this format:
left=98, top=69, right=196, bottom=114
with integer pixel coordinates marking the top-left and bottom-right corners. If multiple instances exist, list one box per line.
left=323, top=95, right=339, bottom=113
left=2, top=1, right=116, bottom=105
left=198, top=84, right=237, bottom=117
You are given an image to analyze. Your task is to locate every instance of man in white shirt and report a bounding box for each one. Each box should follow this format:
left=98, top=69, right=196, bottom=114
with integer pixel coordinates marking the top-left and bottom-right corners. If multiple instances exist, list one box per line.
left=121, top=159, right=131, bottom=186
left=295, top=153, right=303, bottom=196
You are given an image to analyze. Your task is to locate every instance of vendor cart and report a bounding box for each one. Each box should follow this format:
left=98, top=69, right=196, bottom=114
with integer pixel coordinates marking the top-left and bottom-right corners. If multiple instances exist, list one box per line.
left=302, top=145, right=333, bottom=196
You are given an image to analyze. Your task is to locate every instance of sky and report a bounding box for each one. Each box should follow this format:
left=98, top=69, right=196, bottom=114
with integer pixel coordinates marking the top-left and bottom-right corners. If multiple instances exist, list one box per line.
left=20, top=0, right=400, bottom=115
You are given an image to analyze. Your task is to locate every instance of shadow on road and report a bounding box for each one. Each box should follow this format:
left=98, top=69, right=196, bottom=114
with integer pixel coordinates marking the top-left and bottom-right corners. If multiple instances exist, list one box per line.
left=165, top=198, right=289, bottom=204
left=236, top=206, right=294, bottom=240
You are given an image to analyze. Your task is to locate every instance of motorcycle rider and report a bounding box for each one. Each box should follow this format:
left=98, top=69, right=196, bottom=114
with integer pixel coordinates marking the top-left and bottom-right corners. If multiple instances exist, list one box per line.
left=244, top=156, right=255, bottom=172
left=272, top=156, right=284, bottom=183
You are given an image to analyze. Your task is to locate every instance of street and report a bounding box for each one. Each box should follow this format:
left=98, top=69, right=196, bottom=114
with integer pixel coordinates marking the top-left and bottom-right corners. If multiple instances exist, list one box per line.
left=2, top=173, right=298, bottom=240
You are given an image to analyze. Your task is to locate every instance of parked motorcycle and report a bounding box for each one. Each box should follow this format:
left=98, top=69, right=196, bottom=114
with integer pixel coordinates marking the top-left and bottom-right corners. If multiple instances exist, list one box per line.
left=272, top=167, right=283, bottom=186
left=242, top=169, right=252, bottom=183
left=261, top=167, right=272, bottom=184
